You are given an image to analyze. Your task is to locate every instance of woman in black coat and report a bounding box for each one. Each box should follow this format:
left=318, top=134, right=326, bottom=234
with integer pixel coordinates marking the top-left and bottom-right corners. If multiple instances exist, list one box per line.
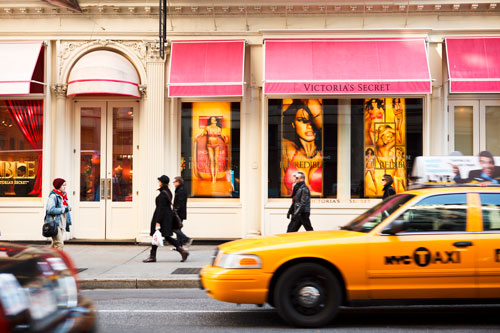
left=382, top=174, right=396, bottom=199
left=143, top=175, right=189, bottom=262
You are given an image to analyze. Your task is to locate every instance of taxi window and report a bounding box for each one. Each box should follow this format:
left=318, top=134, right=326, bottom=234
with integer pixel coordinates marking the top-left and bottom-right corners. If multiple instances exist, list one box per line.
left=479, top=193, right=500, bottom=231
left=399, top=194, right=467, bottom=233
left=342, top=194, right=415, bottom=233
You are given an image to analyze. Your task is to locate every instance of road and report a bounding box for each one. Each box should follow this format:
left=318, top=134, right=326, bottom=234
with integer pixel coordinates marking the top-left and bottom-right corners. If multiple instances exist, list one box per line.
left=84, top=289, right=500, bottom=332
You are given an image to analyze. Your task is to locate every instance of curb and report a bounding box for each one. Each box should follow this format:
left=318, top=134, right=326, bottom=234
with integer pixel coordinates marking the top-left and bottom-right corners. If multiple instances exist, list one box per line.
left=79, top=278, right=200, bottom=290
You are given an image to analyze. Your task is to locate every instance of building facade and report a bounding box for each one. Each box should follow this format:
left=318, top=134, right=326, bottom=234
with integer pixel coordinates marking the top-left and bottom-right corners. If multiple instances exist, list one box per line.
left=1, top=0, right=500, bottom=241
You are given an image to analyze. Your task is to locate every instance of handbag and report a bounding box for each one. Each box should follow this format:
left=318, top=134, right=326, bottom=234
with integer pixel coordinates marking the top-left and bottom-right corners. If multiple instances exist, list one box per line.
left=42, top=214, right=58, bottom=237
left=164, top=190, right=183, bottom=230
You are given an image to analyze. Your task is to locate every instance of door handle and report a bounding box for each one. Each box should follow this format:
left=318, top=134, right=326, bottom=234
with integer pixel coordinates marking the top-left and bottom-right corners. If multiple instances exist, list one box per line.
left=107, top=178, right=111, bottom=200
left=453, top=241, right=473, bottom=248
left=100, top=179, right=105, bottom=200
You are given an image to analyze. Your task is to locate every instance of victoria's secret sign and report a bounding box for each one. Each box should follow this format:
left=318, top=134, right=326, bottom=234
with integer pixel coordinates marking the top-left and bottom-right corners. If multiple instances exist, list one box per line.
left=303, top=83, right=392, bottom=93
left=264, top=81, right=430, bottom=94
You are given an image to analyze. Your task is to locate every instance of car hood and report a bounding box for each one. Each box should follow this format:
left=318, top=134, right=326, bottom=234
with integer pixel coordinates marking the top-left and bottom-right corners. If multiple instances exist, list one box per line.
left=219, top=230, right=363, bottom=254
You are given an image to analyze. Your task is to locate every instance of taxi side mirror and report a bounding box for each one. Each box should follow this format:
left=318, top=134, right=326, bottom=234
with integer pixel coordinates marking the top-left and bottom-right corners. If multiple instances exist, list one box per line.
left=381, top=219, right=409, bottom=235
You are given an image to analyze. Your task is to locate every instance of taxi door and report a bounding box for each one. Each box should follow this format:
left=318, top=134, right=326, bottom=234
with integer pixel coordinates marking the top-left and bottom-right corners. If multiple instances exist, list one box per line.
left=367, top=193, right=476, bottom=300
left=476, top=193, right=500, bottom=298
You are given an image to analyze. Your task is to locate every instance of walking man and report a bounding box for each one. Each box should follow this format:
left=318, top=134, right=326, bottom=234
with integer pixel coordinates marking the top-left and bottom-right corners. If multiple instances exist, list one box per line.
left=173, top=176, right=193, bottom=247
left=286, top=171, right=313, bottom=232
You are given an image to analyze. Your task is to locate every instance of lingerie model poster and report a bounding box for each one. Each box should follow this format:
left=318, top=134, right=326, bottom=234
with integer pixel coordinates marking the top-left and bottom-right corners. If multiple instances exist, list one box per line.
left=281, top=99, right=324, bottom=197
left=364, top=98, right=406, bottom=197
left=191, top=102, right=233, bottom=197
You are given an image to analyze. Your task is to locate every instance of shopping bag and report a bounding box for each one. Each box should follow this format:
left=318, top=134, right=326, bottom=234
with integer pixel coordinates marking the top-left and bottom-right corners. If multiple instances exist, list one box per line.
left=152, top=229, right=164, bottom=246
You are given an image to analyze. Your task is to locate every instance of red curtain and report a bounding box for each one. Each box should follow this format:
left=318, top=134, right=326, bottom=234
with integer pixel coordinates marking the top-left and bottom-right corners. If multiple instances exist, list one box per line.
left=6, top=100, right=44, bottom=197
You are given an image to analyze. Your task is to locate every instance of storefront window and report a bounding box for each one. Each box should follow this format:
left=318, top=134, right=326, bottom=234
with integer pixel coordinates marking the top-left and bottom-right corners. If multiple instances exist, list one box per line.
left=181, top=102, right=240, bottom=198
left=351, top=98, right=423, bottom=198
left=0, top=100, right=44, bottom=197
left=268, top=99, right=338, bottom=198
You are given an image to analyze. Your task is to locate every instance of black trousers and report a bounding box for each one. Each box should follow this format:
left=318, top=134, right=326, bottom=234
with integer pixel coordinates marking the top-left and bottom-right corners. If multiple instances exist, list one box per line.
left=151, top=235, right=181, bottom=256
left=286, top=212, right=314, bottom=233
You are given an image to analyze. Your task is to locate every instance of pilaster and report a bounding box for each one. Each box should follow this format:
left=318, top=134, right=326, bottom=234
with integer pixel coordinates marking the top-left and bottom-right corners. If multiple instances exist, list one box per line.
left=243, top=86, right=262, bottom=238
left=50, top=84, right=69, bottom=181
left=137, top=43, right=166, bottom=242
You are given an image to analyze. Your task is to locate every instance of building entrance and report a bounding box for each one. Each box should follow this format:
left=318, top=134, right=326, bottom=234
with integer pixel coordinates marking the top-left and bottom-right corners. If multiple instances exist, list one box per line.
left=73, top=101, right=138, bottom=239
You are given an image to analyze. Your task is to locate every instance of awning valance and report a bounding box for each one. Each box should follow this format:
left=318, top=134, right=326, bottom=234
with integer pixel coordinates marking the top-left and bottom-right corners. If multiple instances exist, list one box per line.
left=67, top=50, right=140, bottom=97
left=264, top=38, right=431, bottom=95
left=446, top=37, right=500, bottom=93
left=168, top=40, right=245, bottom=97
left=0, top=42, right=43, bottom=95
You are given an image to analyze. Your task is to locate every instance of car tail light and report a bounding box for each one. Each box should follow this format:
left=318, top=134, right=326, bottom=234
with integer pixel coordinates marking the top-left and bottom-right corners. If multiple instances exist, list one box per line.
left=0, top=304, right=10, bottom=333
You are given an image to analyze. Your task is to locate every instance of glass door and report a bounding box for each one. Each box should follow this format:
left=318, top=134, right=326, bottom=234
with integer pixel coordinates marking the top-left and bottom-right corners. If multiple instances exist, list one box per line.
left=449, top=100, right=500, bottom=156
left=74, top=101, right=138, bottom=239
left=448, top=100, right=479, bottom=155
left=480, top=100, right=500, bottom=156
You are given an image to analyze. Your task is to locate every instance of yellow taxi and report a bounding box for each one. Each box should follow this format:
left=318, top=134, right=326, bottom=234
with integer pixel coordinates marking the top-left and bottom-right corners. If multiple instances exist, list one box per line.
left=200, top=186, right=500, bottom=327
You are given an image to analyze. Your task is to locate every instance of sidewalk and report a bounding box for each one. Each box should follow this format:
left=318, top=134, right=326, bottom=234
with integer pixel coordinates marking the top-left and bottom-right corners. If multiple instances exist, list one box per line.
left=64, top=244, right=216, bottom=290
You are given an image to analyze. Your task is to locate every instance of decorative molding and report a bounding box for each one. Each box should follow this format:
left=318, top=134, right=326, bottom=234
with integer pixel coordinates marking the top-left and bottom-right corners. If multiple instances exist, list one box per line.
left=146, top=42, right=167, bottom=62
left=138, top=84, right=147, bottom=98
left=0, top=2, right=499, bottom=17
left=51, top=84, right=67, bottom=97
left=58, top=39, right=148, bottom=82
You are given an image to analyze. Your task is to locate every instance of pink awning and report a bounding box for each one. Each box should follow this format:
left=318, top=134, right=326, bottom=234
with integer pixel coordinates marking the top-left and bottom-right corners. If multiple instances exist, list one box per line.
left=168, top=40, right=245, bottom=97
left=0, top=42, right=43, bottom=95
left=446, top=37, right=500, bottom=93
left=264, top=38, right=431, bottom=95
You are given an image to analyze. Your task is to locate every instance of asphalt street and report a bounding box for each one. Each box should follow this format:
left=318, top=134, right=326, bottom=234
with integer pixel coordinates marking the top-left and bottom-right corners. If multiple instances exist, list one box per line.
left=84, top=289, right=500, bottom=332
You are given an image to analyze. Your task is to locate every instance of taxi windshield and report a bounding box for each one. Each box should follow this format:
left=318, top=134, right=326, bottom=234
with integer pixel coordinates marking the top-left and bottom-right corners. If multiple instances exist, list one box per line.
left=341, top=194, right=415, bottom=233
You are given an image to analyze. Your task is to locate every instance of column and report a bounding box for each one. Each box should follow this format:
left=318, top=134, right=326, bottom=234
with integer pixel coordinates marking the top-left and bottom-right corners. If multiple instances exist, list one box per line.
left=337, top=99, right=351, bottom=200
left=243, top=86, right=262, bottom=238
left=137, top=43, right=166, bottom=242
left=51, top=84, right=69, bottom=181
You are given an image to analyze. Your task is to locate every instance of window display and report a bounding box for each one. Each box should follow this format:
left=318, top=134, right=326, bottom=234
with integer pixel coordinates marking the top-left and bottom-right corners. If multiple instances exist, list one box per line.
left=0, top=100, right=43, bottom=197
left=268, top=99, right=338, bottom=198
left=352, top=98, right=423, bottom=198
left=181, top=102, right=240, bottom=198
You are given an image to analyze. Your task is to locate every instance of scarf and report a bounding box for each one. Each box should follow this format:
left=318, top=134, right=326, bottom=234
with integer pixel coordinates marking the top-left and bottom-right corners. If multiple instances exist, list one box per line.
left=52, top=189, right=69, bottom=206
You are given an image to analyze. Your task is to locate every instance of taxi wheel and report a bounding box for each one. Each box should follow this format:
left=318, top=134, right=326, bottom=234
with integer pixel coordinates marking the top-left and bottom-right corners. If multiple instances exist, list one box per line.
left=274, top=263, right=341, bottom=328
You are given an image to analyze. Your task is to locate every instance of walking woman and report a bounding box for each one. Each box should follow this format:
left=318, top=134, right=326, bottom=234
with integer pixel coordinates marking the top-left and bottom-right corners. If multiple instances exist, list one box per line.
left=381, top=174, right=396, bottom=199
left=143, top=175, right=189, bottom=263
left=46, top=178, right=72, bottom=250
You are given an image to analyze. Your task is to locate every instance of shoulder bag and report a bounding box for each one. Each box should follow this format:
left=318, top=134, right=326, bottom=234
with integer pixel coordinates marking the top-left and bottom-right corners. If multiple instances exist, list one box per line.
left=42, top=213, right=58, bottom=237
left=164, top=190, right=183, bottom=230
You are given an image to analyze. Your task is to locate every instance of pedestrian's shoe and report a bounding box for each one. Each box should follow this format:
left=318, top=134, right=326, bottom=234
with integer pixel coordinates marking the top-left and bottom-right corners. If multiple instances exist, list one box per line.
left=185, top=238, right=194, bottom=247
left=142, top=255, right=156, bottom=263
left=177, top=247, right=189, bottom=262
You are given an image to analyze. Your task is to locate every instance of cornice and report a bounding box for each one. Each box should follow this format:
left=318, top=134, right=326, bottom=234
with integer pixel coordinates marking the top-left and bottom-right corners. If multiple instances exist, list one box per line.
left=0, top=2, right=499, bottom=17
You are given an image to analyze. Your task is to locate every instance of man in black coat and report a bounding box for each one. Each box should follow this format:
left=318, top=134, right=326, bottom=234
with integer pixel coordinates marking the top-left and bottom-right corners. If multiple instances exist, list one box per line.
left=173, top=176, right=193, bottom=247
left=286, top=171, right=314, bottom=232
left=453, top=151, right=500, bottom=184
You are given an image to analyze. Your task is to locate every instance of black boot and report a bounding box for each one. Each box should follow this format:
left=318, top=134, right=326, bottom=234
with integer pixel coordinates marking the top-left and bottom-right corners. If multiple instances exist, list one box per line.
left=177, top=247, right=189, bottom=262
left=143, top=247, right=157, bottom=263
left=142, top=255, right=156, bottom=263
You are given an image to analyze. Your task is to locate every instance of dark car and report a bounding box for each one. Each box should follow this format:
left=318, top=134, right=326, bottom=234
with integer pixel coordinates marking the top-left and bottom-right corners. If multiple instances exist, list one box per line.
left=0, top=242, right=97, bottom=332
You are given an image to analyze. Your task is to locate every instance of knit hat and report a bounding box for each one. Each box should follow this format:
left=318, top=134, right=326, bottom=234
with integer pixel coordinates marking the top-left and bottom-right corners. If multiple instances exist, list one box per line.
left=158, top=175, right=170, bottom=184
left=53, top=178, right=66, bottom=189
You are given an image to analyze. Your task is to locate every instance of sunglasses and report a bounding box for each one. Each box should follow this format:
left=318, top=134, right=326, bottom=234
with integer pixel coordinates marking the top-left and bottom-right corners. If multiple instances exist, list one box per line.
left=381, top=179, right=386, bottom=181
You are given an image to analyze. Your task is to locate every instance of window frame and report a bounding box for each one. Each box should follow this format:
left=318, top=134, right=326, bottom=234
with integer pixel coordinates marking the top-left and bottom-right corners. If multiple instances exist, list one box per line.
left=394, top=193, right=469, bottom=235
